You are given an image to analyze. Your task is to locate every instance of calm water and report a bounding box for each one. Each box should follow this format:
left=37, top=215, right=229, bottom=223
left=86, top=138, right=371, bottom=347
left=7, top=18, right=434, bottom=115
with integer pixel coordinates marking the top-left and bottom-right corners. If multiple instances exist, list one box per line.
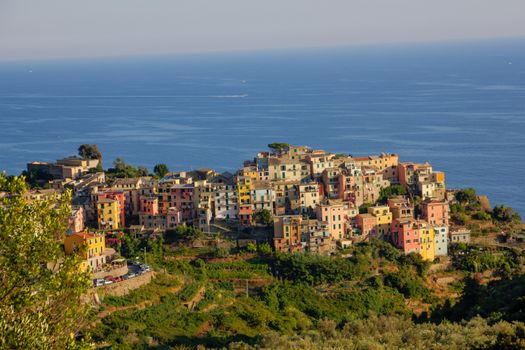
left=0, top=39, right=524, bottom=214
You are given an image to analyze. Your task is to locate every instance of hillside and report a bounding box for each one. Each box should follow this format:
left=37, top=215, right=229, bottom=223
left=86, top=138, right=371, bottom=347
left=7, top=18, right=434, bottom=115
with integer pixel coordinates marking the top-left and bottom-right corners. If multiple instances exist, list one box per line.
left=90, top=239, right=525, bottom=349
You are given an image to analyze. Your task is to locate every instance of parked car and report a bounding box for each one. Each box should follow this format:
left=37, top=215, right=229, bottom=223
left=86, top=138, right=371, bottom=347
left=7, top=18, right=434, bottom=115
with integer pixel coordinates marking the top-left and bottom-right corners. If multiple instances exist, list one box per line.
left=93, top=278, right=105, bottom=287
left=103, top=279, right=113, bottom=285
left=127, top=272, right=136, bottom=278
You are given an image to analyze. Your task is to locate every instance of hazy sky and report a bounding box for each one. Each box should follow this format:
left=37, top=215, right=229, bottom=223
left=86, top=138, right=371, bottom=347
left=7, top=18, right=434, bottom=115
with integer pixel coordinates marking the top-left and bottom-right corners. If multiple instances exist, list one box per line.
left=1, top=0, right=524, bottom=61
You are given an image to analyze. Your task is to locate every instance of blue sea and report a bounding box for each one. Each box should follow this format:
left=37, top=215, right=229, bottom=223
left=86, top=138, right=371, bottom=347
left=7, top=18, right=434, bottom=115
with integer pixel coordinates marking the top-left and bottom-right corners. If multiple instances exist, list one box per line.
left=0, top=39, right=524, bottom=215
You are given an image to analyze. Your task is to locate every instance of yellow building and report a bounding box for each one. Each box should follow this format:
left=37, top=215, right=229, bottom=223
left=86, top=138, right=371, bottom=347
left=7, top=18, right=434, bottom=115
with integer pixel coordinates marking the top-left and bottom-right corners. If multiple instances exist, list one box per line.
left=368, top=205, right=393, bottom=239
left=240, top=167, right=259, bottom=181
left=64, top=232, right=106, bottom=271
left=354, top=154, right=398, bottom=172
left=419, top=224, right=436, bottom=261
left=236, top=176, right=253, bottom=206
left=97, top=198, right=120, bottom=230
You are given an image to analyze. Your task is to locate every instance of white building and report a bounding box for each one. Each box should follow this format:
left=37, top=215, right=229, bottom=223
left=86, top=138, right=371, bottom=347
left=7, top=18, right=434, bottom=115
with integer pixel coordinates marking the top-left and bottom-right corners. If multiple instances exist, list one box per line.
left=434, top=225, right=448, bottom=256
left=214, top=183, right=238, bottom=220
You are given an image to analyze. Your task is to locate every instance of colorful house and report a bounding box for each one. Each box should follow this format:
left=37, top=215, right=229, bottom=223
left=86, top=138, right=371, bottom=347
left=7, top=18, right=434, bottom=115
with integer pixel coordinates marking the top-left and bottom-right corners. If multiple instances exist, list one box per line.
left=97, top=198, right=121, bottom=230
left=273, top=215, right=303, bottom=253
left=421, top=199, right=449, bottom=226
left=391, top=218, right=421, bottom=255
left=387, top=196, right=414, bottom=220
left=236, top=176, right=253, bottom=206
left=419, top=223, right=436, bottom=261
left=64, top=232, right=107, bottom=271
left=238, top=204, right=253, bottom=227
left=391, top=218, right=436, bottom=261
left=165, top=183, right=195, bottom=225
left=434, top=225, right=448, bottom=256
left=367, top=205, right=393, bottom=239
left=315, top=201, right=349, bottom=240
left=355, top=213, right=377, bottom=241
left=97, top=191, right=126, bottom=227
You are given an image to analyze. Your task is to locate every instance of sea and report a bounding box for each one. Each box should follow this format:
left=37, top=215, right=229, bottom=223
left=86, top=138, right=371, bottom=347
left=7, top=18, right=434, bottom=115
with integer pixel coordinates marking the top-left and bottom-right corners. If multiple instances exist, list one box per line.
left=0, top=38, right=524, bottom=215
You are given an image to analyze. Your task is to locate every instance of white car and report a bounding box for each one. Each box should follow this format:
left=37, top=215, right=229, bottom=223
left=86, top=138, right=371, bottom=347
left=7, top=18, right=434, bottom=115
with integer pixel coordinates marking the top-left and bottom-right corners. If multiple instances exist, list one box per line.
left=93, top=278, right=105, bottom=287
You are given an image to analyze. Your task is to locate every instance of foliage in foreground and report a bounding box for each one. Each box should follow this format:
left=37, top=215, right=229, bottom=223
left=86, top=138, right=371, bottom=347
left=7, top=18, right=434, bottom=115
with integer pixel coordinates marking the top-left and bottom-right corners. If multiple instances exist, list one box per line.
left=235, top=315, right=525, bottom=350
left=0, top=173, right=91, bottom=350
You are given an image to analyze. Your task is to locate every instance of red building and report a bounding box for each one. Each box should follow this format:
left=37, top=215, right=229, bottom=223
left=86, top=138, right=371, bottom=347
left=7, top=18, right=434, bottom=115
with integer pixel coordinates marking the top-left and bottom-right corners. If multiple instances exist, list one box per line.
left=139, top=195, right=159, bottom=215
left=238, top=204, right=253, bottom=227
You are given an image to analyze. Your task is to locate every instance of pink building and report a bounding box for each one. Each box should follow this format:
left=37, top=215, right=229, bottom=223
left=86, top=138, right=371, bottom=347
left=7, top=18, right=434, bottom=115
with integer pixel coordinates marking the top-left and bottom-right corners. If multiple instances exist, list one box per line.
left=421, top=199, right=449, bottom=226
left=391, top=218, right=421, bottom=255
left=355, top=213, right=376, bottom=241
left=315, top=202, right=348, bottom=240
left=166, top=184, right=195, bottom=225
left=68, top=206, right=85, bottom=234
left=97, top=191, right=126, bottom=227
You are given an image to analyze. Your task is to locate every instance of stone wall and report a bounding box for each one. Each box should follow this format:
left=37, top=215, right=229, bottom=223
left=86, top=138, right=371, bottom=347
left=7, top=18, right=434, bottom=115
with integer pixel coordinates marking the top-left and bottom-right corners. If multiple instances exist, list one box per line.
left=96, top=271, right=154, bottom=298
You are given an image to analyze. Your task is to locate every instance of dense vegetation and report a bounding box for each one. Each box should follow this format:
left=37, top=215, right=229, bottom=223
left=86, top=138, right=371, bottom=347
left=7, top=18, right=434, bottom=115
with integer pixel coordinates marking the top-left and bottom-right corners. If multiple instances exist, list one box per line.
left=87, top=237, right=525, bottom=349
left=106, top=158, right=150, bottom=179
left=5, top=157, right=525, bottom=349
left=0, top=174, right=91, bottom=350
left=451, top=188, right=522, bottom=227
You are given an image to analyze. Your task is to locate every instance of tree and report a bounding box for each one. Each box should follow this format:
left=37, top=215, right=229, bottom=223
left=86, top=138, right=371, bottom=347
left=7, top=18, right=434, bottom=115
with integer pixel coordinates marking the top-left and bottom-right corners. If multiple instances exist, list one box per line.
left=78, top=144, right=102, bottom=160
left=113, top=158, right=126, bottom=172
left=153, top=164, right=169, bottom=178
left=257, top=242, right=273, bottom=255
left=120, top=235, right=140, bottom=258
left=492, top=205, right=521, bottom=223
left=253, top=209, right=273, bottom=227
left=268, top=143, right=290, bottom=154
left=472, top=211, right=491, bottom=221
left=359, top=203, right=373, bottom=214
left=455, top=188, right=478, bottom=205
left=0, top=173, right=91, bottom=349
left=378, top=185, right=407, bottom=204
left=165, top=226, right=205, bottom=242
left=107, top=158, right=142, bottom=178
left=137, top=166, right=149, bottom=177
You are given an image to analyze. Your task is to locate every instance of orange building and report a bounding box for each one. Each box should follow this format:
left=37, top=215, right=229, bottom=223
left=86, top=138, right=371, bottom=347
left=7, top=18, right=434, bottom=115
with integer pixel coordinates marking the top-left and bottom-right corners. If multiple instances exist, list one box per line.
left=421, top=199, right=449, bottom=226
left=355, top=213, right=377, bottom=241
left=273, top=215, right=303, bottom=253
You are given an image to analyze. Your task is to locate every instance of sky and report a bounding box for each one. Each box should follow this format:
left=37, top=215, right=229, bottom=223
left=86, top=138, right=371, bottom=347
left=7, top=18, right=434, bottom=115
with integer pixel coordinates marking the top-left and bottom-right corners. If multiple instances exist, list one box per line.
left=1, top=0, right=525, bottom=61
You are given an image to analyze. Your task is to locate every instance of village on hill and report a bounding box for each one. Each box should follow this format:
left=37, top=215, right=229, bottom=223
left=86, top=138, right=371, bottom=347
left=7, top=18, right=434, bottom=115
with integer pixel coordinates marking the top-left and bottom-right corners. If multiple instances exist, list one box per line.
left=17, top=142, right=483, bottom=275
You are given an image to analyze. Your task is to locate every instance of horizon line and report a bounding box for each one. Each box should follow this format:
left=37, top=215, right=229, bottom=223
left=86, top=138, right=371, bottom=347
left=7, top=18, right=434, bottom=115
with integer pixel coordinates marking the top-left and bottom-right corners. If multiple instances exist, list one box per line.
left=1, top=35, right=524, bottom=65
